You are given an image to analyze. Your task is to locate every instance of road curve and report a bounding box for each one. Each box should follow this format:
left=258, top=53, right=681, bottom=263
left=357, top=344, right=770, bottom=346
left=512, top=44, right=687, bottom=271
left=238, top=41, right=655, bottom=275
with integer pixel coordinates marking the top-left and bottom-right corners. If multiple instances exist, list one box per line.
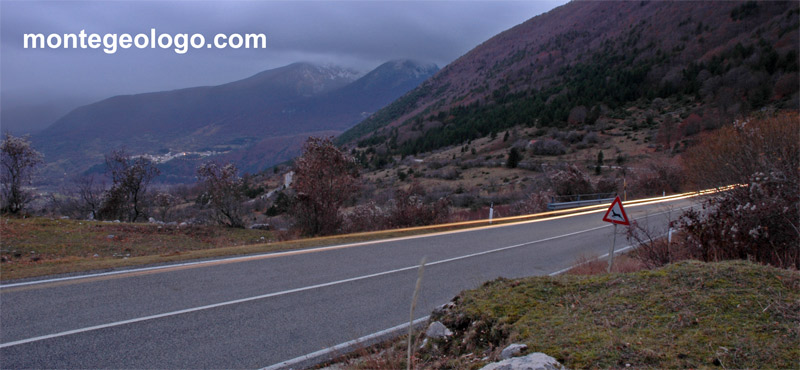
left=0, top=196, right=697, bottom=369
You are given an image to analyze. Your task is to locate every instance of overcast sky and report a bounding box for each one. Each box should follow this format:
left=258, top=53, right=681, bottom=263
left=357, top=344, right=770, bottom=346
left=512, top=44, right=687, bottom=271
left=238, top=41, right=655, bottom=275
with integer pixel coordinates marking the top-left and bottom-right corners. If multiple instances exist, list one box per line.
left=1, top=0, right=565, bottom=112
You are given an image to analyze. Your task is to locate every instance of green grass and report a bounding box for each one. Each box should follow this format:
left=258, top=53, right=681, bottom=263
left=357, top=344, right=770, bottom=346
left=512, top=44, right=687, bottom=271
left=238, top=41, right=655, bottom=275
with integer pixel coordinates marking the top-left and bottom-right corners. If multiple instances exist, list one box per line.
left=323, top=260, right=799, bottom=369
left=413, top=260, right=799, bottom=369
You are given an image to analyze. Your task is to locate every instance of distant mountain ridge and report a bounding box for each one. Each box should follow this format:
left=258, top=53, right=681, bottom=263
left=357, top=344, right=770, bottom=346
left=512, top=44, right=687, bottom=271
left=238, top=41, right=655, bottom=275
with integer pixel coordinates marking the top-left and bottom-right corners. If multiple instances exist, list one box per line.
left=339, top=1, right=799, bottom=156
left=33, top=60, right=438, bottom=183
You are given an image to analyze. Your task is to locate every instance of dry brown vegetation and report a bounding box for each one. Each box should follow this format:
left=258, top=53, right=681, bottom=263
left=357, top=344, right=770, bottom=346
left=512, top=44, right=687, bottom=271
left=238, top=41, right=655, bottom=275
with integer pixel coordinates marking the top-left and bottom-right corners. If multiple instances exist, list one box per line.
left=322, top=261, right=800, bottom=370
left=0, top=217, right=271, bottom=278
left=566, top=254, right=647, bottom=275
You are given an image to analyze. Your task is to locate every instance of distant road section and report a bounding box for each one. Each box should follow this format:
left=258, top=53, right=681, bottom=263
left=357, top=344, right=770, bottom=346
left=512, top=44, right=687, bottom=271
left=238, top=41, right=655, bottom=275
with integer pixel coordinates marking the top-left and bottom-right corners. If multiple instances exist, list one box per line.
left=0, top=196, right=698, bottom=369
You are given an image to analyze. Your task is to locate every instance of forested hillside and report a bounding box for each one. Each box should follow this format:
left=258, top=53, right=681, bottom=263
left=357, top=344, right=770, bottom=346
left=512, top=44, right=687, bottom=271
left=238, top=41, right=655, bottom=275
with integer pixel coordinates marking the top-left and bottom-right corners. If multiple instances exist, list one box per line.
left=340, top=1, right=799, bottom=159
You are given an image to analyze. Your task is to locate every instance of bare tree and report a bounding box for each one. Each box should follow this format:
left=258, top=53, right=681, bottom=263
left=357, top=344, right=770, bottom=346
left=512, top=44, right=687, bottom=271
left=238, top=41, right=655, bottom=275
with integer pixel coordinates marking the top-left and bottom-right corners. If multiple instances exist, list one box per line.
left=54, top=174, right=105, bottom=219
left=152, top=192, right=177, bottom=222
left=74, top=174, right=105, bottom=219
left=98, top=149, right=160, bottom=222
left=196, top=162, right=246, bottom=228
left=49, top=174, right=106, bottom=219
left=292, top=137, right=359, bottom=236
left=1, top=133, right=43, bottom=214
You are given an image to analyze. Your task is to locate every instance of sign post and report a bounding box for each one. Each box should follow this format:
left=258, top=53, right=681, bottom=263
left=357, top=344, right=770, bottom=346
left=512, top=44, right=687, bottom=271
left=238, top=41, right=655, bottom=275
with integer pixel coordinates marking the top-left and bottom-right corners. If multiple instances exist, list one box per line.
left=602, top=196, right=630, bottom=272
left=608, top=224, right=617, bottom=273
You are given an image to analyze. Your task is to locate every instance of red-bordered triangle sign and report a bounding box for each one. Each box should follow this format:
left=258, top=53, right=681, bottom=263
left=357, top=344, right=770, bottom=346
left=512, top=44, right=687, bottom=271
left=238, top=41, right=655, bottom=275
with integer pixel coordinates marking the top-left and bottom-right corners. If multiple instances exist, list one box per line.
left=602, top=196, right=630, bottom=225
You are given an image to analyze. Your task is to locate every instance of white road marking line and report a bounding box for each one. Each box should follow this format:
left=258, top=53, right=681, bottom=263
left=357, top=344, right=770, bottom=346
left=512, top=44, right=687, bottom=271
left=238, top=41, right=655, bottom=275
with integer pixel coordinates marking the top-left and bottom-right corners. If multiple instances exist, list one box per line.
left=1, top=258, right=236, bottom=289
left=547, top=243, right=638, bottom=276
left=257, top=206, right=695, bottom=370
left=0, top=194, right=695, bottom=289
left=0, top=217, right=563, bottom=289
left=261, top=237, right=645, bottom=370
left=264, top=234, right=661, bottom=370
left=0, top=224, right=607, bottom=349
left=1, top=203, right=695, bottom=351
left=260, top=316, right=431, bottom=370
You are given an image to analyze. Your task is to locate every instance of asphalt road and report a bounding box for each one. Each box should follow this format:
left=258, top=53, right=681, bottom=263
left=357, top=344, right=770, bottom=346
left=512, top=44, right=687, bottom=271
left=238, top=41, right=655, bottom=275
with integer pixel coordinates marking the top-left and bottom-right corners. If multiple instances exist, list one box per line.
left=0, top=196, right=697, bottom=369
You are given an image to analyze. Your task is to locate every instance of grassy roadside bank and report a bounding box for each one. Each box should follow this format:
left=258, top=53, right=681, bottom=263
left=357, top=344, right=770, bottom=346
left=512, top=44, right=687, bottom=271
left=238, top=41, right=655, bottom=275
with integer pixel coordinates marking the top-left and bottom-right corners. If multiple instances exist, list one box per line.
left=0, top=203, right=592, bottom=281
left=326, top=260, right=799, bottom=369
left=0, top=192, right=705, bottom=281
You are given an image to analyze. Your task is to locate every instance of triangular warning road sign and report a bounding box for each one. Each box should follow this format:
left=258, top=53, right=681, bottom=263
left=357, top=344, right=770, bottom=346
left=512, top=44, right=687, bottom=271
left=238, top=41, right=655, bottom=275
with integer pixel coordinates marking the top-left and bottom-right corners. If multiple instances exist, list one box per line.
left=602, top=196, right=630, bottom=225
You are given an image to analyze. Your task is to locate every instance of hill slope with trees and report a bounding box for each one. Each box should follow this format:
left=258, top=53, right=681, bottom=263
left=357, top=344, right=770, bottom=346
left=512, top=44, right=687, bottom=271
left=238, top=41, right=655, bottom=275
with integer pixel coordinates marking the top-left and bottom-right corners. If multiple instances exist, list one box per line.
left=339, top=1, right=799, bottom=158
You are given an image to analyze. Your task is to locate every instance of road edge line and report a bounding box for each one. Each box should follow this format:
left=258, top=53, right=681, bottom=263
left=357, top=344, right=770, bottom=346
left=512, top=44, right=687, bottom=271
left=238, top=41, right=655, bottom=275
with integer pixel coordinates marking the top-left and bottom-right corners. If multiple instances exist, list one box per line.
left=0, top=225, right=608, bottom=348
left=260, top=316, right=431, bottom=370
left=259, top=206, right=693, bottom=369
left=1, top=191, right=708, bottom=289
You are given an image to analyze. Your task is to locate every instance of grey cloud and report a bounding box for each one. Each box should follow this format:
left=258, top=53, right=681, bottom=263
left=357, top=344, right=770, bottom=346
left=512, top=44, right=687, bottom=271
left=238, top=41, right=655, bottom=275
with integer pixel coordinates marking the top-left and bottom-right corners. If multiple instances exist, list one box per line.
left=1, top=1, right=566, bottom=113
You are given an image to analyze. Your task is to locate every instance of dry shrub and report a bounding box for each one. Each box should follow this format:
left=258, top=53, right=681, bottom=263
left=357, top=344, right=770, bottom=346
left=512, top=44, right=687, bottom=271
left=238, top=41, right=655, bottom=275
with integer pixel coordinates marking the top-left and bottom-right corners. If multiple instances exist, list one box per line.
left=292, top=137, right=360, bottom=236
left=567, top=255, right=646, bottom=275
left=594, top=176, right=618, bottom=195
left=273, top=228, right=300, bottom=242
left=678, top=113, right=799, bottom=269
left=530, top=139, right=567, bottom=156
left=582, top=131, right=600, bottom=145
left=342, top=202, right=388, bottom=233
left=628, top=158, right=684, bottom=197
left=343, top=183, right=451, bottom=231
left=774, top=72, right=799, bottom=99
left=626, top=220, right=696, bottom=268
left=509, top=191, right=554, bottom=215
left=312, top=339, right=410, bottom=370
left=680, top=113, right=704, bottom=137
left=682, top=113, right=799, bottom=190
left=340, top=342, right=409, bottom=370
left=388, top=183, right=450, bottom=228
left=549, top=165, right=593, bottom=200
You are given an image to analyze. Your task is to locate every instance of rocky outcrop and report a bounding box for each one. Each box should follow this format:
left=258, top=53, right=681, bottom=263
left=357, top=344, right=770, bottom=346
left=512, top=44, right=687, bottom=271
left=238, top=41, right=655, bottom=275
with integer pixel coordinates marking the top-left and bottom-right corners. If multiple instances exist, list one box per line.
left=480, top=352, right=567, bottom=370
left=425, top=321, right=453, bottom=339
left=500, top=343, right=527, bottom=360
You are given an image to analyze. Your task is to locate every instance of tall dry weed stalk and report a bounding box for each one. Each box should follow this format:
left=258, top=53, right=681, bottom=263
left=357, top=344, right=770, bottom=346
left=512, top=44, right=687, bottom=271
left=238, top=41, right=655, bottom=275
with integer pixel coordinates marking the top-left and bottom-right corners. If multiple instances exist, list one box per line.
left=408, top=257, right=426, bottom=370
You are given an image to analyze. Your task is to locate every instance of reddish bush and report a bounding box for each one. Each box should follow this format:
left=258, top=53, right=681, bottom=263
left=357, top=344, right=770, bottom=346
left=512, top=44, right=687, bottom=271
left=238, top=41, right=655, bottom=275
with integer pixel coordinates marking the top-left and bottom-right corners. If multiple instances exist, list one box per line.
left=292, top=137, right=360, bottom=236
left=567, top=255, right=646, bottom=275
left=549, top=165, right=593, bottom=200
left=677, top=113, right=799, bottom=269
left=626, top=219, right=697, bottom=268
left=510, top=191, right=554, bottom=215
left=594, top=176, right=619, bottom=195
left=628, top=158, right=684, bottom=196
left=387, top=183, right=450, bottom=228
left=680, top=113, right=703, bottom=137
